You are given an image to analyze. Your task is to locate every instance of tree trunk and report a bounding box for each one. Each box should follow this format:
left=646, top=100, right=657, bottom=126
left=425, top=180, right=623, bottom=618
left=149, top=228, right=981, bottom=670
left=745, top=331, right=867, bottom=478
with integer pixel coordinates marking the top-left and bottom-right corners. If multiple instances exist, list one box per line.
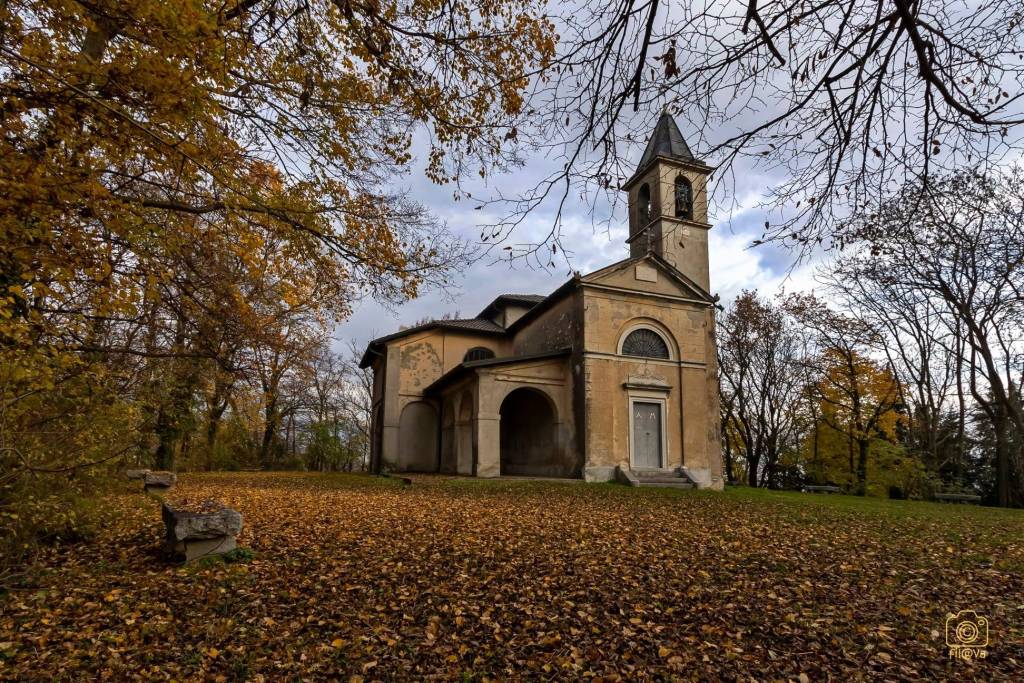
left=261, top=398, right=279, bottom=468
left=812, top=419, right=821, bottom=484
left=721, top=413, right=735, bottom=484
left=855, top=438, right=870, bottom=496
left=747, top=453, right=760, bottom=487
left=205, top=401, right=227, bottom=471
left=154, top=405, right=176, bottom=470
left=994, top=414, right=1011, bottom=508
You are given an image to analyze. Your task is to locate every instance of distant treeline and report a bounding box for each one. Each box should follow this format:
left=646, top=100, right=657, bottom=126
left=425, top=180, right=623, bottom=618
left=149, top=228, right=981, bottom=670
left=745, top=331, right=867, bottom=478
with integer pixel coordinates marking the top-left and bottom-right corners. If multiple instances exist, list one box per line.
left=718, top=170, right=1024, bottom=507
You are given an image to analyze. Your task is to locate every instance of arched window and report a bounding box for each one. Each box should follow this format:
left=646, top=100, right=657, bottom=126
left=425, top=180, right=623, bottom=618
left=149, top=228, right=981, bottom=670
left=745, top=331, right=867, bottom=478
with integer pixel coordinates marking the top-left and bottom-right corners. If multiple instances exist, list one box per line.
left=674, top=175, right=693, bottom=219
left=621, top=328, right=670, bottom=359
left=637, top=183, right=652, bottom=225
left=463, top=347, right=495, bottom=363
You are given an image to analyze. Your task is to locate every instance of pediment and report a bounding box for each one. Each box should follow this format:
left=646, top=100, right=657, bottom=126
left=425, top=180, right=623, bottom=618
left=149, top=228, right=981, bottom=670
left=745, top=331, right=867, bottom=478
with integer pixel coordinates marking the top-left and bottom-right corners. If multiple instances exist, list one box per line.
left=580, top=255, right=713, bottom=303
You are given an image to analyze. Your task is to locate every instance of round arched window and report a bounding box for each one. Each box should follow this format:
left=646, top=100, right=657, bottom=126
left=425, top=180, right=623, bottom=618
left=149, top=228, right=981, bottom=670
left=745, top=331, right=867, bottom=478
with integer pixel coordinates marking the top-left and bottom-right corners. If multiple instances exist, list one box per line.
left=463, top=347, right=495, bottom=362
left=621, top=328, right=670, bottom=359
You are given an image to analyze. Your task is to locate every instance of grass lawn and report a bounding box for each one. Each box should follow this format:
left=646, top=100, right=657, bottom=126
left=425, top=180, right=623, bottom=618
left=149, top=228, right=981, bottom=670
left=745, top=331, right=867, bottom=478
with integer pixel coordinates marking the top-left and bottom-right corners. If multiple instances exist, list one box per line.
left=2, top=473, right=1022, bottom=681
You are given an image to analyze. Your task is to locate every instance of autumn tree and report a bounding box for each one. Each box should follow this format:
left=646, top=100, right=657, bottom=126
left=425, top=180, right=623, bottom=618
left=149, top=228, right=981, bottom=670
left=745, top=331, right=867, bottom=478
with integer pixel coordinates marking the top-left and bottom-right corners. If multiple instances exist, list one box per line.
left=0, top=1, right=552, bottom=440
left=0, top=0, right=555, bottom=565
left=786, top=294, right=905, bottom=495
left=717, top=291, right=812, bottom=488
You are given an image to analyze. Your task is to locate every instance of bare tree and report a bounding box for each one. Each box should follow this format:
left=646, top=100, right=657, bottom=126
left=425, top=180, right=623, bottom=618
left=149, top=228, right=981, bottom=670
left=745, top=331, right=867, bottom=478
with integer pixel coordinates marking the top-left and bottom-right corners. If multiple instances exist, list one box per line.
left=340, top=340, right=374, bottom=470
left=819, top=256, right=962, bottom=478
left=486, top=0, right=1024, bottom=261
left=839, top=167, right=1024, bottom=505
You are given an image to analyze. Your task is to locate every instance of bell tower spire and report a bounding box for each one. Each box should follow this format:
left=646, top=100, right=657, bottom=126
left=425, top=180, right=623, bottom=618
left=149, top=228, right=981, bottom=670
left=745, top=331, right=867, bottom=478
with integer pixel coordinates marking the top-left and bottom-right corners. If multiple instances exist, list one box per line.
left=623, top=112, right=713, bottom=292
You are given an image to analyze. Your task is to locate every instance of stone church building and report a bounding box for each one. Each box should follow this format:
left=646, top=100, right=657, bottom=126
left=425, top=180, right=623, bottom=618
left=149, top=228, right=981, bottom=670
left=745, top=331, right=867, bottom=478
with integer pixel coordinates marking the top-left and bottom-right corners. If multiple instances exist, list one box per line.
left=360, top=114, right=724, bottom=489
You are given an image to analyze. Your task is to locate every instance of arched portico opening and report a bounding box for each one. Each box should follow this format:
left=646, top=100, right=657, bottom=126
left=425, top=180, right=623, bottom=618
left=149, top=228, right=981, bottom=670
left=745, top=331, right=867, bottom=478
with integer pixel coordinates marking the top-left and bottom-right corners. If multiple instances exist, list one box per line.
left=499, top=388, right=566, bottom=477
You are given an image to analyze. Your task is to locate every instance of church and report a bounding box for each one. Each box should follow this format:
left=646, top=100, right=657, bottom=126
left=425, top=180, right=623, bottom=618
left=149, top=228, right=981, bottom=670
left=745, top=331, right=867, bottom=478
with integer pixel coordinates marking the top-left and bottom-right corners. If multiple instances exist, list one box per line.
left=360, top=114, right=724, bottom=489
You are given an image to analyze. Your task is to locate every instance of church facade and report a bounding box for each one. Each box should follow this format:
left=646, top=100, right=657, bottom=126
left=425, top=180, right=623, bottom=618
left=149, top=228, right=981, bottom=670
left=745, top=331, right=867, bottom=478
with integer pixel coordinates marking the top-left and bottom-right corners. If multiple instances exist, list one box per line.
left=360, top=114, right=724, bottom=489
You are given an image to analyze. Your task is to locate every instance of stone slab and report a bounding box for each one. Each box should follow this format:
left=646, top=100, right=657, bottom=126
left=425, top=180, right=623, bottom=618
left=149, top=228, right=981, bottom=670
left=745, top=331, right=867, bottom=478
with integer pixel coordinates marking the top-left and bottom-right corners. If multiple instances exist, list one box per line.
left=144, top=471, right=177, bottom=491
left=171, top=535, right=238, bottom=562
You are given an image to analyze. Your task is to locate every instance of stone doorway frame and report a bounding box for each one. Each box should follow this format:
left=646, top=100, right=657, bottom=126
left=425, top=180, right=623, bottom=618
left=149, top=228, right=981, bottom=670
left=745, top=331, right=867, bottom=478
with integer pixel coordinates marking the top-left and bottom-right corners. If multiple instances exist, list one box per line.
left=625, top=385, right=670, bottom=470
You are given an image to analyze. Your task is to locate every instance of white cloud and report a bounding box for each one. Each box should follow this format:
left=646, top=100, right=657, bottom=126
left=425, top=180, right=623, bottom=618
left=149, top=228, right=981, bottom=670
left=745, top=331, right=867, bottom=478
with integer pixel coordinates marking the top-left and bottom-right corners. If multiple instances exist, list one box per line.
left=334, top=122, right=823, bottom=350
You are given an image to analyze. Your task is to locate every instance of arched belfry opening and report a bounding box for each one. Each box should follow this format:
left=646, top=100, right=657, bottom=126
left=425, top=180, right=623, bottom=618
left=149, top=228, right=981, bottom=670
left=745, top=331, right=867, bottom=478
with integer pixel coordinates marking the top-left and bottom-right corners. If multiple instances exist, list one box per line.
left=674, top=175, right=693, bottom=220
left=499, top=388, right=565, bottom=477
left=637, top=183, right=652, bottom=226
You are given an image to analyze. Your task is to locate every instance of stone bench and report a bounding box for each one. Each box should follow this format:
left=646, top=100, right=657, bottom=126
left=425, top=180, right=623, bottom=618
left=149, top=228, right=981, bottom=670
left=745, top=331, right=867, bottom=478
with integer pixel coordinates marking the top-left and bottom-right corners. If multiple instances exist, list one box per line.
left=125, top=468, right=151, bottom=481
left=144, top=471, right=177, bottom=493
left=162, top=500, right=243, bottom=562
left=934, top=493, right=982, bottom=504
left=804, top=485, right=843, bottom=494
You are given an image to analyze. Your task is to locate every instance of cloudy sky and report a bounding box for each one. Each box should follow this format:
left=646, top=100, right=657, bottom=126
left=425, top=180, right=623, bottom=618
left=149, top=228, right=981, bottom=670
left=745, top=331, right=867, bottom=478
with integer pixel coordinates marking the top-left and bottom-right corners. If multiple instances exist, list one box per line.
left=333, top=117, right=821, bottom=349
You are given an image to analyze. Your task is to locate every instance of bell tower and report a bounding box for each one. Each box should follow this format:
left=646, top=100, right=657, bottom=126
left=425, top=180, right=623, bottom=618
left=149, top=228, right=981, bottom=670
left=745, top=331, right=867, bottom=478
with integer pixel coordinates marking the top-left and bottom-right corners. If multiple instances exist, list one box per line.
left=623, top=112, right=713, bottom=292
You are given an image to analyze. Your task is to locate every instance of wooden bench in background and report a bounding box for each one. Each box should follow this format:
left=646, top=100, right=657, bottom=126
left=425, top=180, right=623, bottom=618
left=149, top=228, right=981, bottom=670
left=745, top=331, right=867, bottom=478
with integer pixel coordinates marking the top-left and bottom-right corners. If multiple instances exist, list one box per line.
left=934, top=493, right=982, bottom=504
left=803, top=485, right=843, bottom=494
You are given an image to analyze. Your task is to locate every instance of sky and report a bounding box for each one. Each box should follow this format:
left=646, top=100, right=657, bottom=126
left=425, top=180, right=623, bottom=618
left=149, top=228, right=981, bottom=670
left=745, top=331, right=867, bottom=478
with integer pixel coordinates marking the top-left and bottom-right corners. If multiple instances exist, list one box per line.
left=333, top=115, right=821, bottom=350
left=329, top=0, right=1024, bottom=353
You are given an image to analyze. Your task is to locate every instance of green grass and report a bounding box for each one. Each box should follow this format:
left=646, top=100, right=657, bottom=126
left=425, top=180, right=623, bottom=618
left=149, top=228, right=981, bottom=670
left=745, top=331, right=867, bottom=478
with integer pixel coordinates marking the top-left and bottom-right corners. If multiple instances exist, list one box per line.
left=720, top=484, right=1020, bottom=520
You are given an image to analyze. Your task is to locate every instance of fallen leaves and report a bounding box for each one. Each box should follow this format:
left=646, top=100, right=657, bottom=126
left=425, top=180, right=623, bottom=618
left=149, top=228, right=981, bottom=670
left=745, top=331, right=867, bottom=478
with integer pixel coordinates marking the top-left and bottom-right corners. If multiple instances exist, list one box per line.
left=0, top=473, right=1021, bottom=680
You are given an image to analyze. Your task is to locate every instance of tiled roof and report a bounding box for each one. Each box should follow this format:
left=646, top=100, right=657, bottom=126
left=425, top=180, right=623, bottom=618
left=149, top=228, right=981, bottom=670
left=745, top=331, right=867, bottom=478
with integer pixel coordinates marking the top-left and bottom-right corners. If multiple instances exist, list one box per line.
left=436, top=318, right=506, bottom=333
left=637, top=112, right=694, bottom=169
left=476, top=293, right=547, bottom=319
left=498, top=294, right=546, bottom=304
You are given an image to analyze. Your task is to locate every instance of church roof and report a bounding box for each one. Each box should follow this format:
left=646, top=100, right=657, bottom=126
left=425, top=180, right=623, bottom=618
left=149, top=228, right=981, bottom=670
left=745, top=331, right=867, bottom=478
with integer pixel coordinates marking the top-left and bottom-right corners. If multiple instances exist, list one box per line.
left=476, top=293, right=547, bottom=320
left=623, top=112, right=706, bottom=190
left=358, top=317, right=506, bottom=367
left=637, top=112, right=694, bottom=169
left=359, top=255, right=713, bottom=369
left=359, top=294, right=551, bottom=368
left=497, top=293, right=547, bottom=304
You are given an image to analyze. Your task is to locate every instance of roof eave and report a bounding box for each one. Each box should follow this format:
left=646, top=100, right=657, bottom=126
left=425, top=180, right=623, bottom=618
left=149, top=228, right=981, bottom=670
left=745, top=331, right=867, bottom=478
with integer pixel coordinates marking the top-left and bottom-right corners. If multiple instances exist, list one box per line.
left=622, top=155, right=715, bottom=191
left=358, top=345, right=381, bottom=369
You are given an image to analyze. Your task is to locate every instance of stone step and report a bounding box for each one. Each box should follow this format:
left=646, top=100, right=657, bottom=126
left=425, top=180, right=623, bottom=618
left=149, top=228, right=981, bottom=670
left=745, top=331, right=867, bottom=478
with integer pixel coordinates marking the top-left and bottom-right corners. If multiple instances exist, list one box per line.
left=635, top=476, right=693, bottom=485
left=632, top=468, right=678, bottom=477
left=637, top=481, right=694, bottom=489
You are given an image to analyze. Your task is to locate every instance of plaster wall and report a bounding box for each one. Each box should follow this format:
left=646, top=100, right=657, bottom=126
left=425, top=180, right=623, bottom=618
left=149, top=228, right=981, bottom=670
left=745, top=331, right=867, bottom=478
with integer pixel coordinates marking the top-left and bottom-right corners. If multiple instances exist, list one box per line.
left=579, top=284, right=722, bottom=488
left=511, top=293, right=580, bottom=355
left=377, top=329, right=512, bottom=471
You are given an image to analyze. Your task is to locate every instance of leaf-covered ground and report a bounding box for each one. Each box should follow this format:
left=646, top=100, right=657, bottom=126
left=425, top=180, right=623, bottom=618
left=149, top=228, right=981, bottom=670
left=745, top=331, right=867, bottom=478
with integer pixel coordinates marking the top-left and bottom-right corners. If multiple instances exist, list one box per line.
left=2, top=473, right=1022, bottom=681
